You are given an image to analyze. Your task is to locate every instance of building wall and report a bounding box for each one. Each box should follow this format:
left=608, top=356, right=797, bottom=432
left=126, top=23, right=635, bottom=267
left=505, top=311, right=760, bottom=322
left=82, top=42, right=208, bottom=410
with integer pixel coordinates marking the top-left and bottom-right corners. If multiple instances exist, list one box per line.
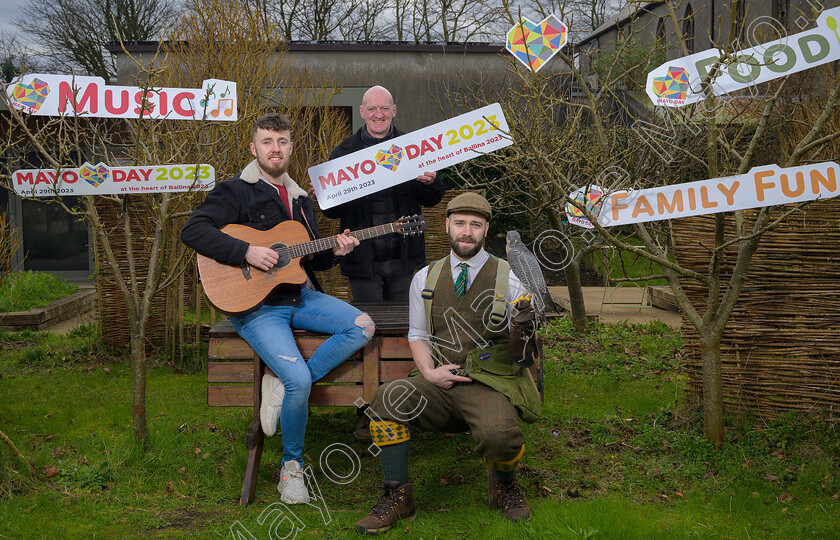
left=111, top=42, right=571, bottom=133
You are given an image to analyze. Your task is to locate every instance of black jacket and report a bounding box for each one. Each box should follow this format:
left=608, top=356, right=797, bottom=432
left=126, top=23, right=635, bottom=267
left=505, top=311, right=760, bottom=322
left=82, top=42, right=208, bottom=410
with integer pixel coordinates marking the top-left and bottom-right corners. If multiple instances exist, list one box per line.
left=181, top=160, right=335, bottom=305
left=323, top=126, right=445, bottom=279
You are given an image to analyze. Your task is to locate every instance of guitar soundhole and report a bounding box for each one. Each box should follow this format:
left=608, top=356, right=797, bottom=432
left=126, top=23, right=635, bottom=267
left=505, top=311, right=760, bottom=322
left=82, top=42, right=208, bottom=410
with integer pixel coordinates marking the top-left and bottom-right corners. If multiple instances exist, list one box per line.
left=270, top=243, right=292, bottom=269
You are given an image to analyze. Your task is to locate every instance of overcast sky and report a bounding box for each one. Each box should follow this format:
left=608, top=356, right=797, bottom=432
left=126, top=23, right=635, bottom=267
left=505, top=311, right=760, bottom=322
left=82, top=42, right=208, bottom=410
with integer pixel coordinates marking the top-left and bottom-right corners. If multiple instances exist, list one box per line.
left=1, top=0, right=25, bottom=39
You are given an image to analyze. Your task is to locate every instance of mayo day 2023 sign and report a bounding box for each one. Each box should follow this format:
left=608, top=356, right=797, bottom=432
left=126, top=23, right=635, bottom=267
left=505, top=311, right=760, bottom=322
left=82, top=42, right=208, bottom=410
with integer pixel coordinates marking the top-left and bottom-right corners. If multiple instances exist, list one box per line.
left=12, top=163, right=215, bottom=197
left=309, top=103, right=512, bottom=209
left=584, top=162, right=840, bottom=227
left=647, top=7, right=840, bottom=107
left=7, top=74, right=237, bottom=121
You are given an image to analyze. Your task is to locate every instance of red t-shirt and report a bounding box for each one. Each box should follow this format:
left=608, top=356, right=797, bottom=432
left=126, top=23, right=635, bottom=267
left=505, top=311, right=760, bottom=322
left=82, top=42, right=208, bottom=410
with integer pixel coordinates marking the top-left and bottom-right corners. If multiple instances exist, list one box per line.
left=269, top=182, right=292, bottom=217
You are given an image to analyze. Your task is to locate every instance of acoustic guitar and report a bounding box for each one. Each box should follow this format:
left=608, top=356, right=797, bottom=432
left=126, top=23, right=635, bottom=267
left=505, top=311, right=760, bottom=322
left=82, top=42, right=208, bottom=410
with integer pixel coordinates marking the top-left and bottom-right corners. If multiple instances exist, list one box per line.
left=197, top=215, right=426, bottom=315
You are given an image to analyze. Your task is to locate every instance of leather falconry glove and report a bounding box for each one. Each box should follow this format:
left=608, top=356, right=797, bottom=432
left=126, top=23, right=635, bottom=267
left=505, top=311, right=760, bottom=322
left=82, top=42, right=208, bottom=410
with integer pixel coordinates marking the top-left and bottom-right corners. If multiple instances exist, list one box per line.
left=508, top=298, right=537, bottom=367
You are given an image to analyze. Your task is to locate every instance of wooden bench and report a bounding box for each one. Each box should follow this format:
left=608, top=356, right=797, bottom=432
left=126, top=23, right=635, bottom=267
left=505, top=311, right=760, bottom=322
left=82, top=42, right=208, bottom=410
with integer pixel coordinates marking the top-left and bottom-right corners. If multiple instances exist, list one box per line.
left=208, top=302, right=545, bottom=506
left=208, top=303, right=415, bottom=506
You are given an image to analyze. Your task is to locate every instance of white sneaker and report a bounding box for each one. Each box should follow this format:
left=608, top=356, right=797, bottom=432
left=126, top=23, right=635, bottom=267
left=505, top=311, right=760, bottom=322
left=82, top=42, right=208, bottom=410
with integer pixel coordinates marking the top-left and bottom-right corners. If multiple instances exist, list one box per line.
left=260, top=374, right=284, bottom=437
left=278, top=460, right=311, bottom=504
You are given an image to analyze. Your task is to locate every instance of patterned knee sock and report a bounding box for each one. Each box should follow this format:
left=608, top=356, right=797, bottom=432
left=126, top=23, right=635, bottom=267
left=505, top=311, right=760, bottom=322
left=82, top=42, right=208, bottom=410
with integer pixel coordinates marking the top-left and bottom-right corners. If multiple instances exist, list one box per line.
left=377, top=441, right=409, bottom=485
left=370, top=419, right=410, bottom=485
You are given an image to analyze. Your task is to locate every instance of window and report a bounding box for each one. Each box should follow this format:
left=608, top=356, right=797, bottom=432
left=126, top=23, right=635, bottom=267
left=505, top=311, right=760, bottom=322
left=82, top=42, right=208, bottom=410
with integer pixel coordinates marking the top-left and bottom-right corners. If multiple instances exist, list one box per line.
left=656, top=19, right=666, bottom=45
left=655, top=18, right=668, bottom=64
left=7, top=150, right=90, bottom=274
left=683, top=4, right=695, bottom=54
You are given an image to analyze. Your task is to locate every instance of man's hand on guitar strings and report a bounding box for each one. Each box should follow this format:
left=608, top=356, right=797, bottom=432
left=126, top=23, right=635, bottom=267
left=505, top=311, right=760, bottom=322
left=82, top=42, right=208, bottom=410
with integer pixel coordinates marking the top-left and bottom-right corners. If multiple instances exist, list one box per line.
left=333, top=229, right=359, bottom=256
left=245, top=245, right=279, bottom=271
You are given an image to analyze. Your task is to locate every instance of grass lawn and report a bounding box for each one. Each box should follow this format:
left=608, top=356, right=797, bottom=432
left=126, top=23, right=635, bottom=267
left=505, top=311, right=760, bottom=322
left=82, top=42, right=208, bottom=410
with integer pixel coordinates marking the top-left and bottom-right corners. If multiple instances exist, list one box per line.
left=1, top=320, right=839, bottom=538
left=0, top=271, right=80, bottom=313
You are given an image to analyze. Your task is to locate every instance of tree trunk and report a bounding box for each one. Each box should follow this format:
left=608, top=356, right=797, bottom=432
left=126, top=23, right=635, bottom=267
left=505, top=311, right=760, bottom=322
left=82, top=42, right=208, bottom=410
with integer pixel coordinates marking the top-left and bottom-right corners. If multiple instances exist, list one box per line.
left=564, top=260, right=588, bottom=333
left=540, top=207, right=588, bottom=333
left=130, top=321, right=148, bottom=443
left=699, top=333, right=724, bottom=448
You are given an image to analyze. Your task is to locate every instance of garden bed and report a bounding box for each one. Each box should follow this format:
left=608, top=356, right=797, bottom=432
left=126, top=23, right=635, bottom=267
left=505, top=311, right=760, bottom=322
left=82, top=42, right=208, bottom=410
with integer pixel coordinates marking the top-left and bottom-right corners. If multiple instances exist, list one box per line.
left=0, top=289, right=96, bottom=331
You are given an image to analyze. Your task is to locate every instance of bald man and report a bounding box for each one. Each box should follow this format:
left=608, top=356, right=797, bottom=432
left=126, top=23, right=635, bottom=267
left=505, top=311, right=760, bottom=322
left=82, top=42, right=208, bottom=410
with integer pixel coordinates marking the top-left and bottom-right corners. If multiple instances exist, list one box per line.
left=324, top=86, right=445, bottom=304
left=323, top=86, right=445, bottom=439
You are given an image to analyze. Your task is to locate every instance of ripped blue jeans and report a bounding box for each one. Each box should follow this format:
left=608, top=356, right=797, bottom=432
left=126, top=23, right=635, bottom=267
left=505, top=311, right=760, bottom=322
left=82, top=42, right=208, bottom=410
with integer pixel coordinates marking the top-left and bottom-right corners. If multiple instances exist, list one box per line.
left=231, top=288, right=373, bottom=465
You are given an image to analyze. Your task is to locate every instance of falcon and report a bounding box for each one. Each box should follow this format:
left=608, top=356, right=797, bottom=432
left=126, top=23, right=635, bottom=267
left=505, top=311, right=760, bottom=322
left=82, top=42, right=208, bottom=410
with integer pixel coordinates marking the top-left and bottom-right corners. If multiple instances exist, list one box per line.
left=505, top=230, right=560, bottom=317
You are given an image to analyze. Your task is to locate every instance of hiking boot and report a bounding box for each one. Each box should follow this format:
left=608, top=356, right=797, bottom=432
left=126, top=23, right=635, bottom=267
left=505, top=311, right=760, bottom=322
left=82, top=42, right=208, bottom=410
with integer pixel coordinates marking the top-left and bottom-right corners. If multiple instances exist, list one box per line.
left=260, top=374, right=284, bottom=437
left=354, top=481, right=416, bottom=534
left=278, top=460, right=310, bottom=504
left=355, top=406, right=372, bottom=441
left=488, top=467, right=531, bottom=522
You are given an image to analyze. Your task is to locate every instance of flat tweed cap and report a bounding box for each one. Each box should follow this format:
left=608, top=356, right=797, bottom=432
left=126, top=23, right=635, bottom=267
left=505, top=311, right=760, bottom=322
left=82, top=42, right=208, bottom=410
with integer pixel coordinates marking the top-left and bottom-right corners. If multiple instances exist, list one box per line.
left=446, top=192, right=492, bottom=220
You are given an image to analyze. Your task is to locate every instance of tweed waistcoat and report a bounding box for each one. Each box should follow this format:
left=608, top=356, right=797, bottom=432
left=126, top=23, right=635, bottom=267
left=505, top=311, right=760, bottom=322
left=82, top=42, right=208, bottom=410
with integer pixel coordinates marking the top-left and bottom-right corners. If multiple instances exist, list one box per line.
left=429, top=256, right=509, bottom=366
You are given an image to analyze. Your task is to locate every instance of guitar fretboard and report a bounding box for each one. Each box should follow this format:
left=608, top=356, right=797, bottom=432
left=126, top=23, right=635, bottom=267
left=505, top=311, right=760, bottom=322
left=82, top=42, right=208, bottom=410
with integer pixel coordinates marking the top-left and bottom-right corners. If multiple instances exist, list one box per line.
left=285, top=223, right=398, bottom=258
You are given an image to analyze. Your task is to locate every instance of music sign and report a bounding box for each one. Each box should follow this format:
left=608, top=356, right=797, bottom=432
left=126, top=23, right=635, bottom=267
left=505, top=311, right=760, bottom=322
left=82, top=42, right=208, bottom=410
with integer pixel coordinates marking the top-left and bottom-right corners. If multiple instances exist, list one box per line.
left=12, top=163, right=216, bottom=197
left=6, top=74, right=237, bottom=121
left=309, top=103, right=512, bottom=209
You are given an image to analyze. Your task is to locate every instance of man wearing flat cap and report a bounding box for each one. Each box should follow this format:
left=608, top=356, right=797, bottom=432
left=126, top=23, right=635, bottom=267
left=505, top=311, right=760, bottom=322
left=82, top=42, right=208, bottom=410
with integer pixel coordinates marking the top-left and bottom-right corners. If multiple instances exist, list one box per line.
left=355, top=192, right=542, bottom=534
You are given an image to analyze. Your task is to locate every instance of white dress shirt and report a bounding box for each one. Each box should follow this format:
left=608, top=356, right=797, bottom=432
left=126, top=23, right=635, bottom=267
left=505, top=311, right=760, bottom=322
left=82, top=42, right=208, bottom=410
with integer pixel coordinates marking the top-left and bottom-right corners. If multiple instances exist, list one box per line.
left=407, top=248, right=526, bottom=343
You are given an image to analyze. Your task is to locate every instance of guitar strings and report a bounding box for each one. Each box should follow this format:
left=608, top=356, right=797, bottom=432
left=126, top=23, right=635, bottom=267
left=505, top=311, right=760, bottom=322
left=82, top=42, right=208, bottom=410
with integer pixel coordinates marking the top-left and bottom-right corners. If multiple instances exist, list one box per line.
left=272, top=218, right=422, bottom=259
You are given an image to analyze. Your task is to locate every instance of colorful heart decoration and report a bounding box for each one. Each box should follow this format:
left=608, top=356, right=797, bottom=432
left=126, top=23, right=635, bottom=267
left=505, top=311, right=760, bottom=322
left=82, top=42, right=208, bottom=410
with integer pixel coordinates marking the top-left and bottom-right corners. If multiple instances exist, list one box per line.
left=10, top=78, right=50, bottom=112
left=506, top=14, right=568, bottom=72
left=374, top=145, right=403, bottom=171
left=79, top=162, right=110, bottom=188
left=652, top=67, right=691, bottom=100
left=567, top=186, right=604, bottom=218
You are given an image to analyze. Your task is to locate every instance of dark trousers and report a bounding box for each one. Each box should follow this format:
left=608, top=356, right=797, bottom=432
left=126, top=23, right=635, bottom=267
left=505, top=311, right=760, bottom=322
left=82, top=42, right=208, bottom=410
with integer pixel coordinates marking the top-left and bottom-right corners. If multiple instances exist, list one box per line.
left=349, top=259, right=413, bottom=303
left=369, top=375, right=525, bottom=463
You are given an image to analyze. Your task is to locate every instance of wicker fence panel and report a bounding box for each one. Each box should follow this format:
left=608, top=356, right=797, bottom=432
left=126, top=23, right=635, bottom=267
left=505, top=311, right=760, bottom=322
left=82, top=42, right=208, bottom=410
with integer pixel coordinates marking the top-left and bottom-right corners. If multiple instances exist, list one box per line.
left=94, top=198, right=168, bottom=350
left=672, top=200, right=840, bottom=420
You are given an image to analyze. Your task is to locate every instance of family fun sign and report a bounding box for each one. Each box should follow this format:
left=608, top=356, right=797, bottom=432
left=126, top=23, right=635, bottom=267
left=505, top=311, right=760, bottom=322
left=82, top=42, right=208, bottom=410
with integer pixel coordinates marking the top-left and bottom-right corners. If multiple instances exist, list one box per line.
left=7, top=74, right=237, bottom=121
left=582, top=162, right=840, bottom=227
left=12, top=163, right=215, bottom=197
left=309, top=103, right=512, bottom=209
left=646, top=7, right=840, bottom=107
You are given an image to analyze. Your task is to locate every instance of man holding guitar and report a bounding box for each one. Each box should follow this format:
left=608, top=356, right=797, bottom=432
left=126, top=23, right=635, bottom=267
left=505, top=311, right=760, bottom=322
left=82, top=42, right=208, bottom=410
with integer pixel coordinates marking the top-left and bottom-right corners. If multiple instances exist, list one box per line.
left=181, top=114, right=373, bottom=505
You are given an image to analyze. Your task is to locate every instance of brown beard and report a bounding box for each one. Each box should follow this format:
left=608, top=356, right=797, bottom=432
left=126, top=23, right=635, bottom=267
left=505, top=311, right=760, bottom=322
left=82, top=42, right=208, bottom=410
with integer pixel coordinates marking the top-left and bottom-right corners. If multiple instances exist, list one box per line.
left=258, top=155, right=288, bottom=178
left=449, top=233, right=484, bottom=259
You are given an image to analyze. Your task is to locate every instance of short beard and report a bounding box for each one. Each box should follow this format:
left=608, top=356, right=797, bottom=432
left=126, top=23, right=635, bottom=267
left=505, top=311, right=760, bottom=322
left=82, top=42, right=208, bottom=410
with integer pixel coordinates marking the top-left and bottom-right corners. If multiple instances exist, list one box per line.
left=449, top=234, right=483, bottom=259
left=258, top=157, right=287, bottom=178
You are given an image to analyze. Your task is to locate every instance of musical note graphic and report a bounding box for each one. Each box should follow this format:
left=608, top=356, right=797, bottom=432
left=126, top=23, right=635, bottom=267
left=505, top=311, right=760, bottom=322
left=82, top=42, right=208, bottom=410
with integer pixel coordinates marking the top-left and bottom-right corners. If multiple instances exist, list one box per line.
left=199, top=84, right=217, bottom=108
left=210, top=98, right=234, bottom=118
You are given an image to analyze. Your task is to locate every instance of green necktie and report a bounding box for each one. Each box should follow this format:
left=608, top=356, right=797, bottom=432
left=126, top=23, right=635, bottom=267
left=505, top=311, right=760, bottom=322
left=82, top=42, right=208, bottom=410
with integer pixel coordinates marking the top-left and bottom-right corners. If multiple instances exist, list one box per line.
left=455, top=262, right=469, bottom=298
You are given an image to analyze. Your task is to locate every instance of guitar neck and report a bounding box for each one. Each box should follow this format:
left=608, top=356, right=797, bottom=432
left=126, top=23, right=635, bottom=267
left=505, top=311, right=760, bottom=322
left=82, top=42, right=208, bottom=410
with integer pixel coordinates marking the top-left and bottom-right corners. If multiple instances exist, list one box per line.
left=288, top=223, right=397, bottom=258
